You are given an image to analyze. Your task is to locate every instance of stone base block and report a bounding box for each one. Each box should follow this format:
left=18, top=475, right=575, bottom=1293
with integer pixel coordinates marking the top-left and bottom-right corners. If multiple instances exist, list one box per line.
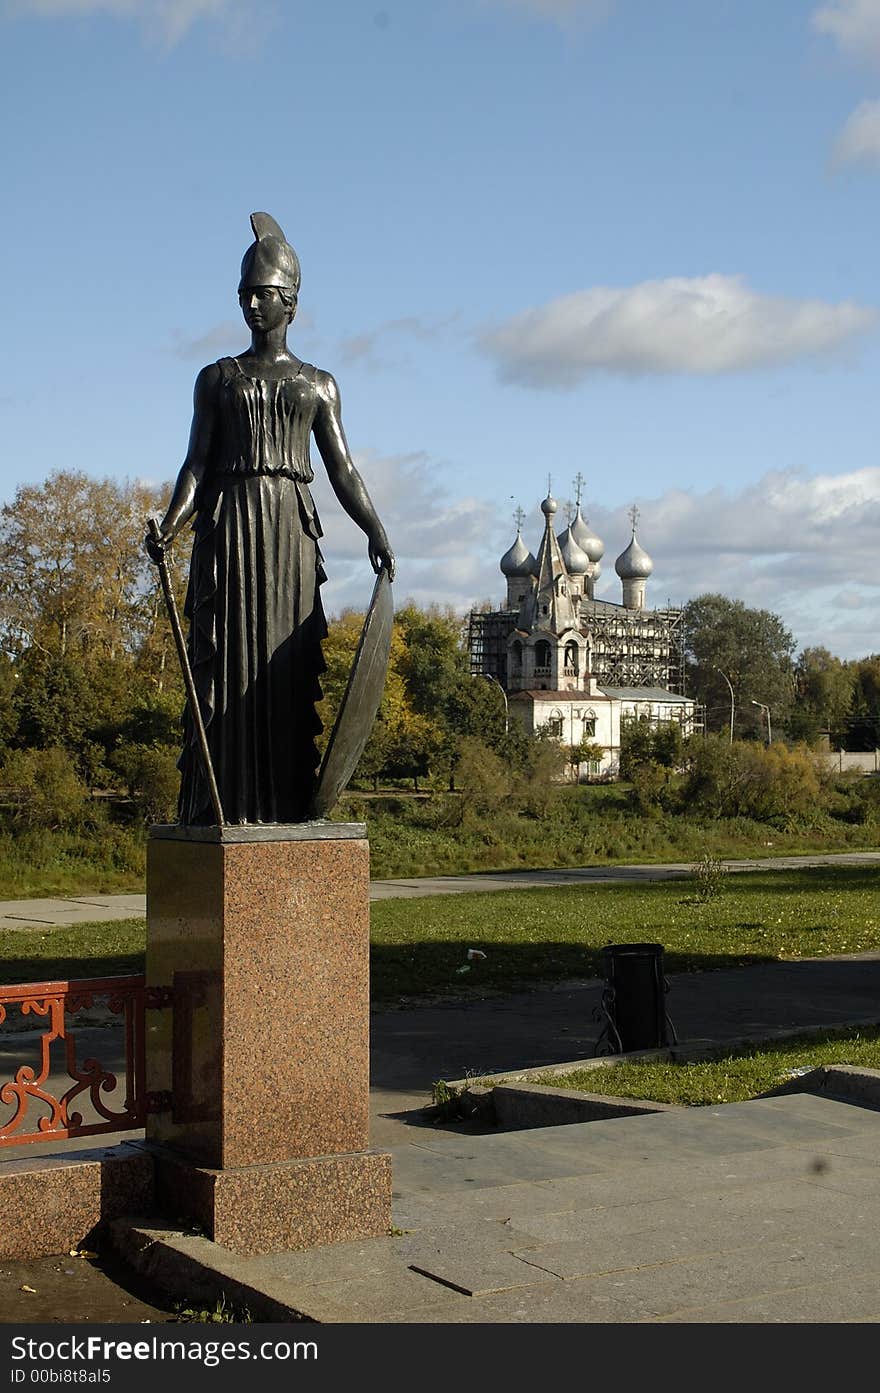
left=146, top=827, right=371, bottom=1169
left=152, top=1145, right=392, bottom=1257
left=0, top=1145, right=154, bottom=1261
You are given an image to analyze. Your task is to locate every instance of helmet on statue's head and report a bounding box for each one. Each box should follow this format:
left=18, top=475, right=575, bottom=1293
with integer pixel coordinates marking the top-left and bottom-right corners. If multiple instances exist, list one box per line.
left=238, top=212, right=301, bottom=296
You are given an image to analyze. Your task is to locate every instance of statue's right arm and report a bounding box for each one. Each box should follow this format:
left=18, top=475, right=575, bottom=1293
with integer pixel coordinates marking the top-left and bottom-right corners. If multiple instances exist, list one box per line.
left=152, top=364, right=219, bottom=550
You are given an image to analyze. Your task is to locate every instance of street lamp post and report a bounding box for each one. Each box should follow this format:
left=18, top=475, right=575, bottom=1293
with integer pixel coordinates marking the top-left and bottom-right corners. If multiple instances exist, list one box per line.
left=714, top=667, right=735, bottom=744
left=751, top=700, right=772, bottom=745
left=478, top=672, right=509, bottom=735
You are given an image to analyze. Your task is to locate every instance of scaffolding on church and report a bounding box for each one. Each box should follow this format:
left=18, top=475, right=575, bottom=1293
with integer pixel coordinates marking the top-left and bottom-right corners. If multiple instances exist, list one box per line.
left=584, top=600, right=685, bottom=693
left=467, top=601, right=686, bottom=696
left=467, top=610, right=517, bottom=685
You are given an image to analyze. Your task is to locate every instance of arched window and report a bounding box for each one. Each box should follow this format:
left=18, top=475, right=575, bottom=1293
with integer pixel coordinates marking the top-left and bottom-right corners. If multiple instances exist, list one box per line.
left=534, top=640, right=551, bottom=674
left=510, top=640, right=523, bottom=674
left=582, top=707, right=597, bottom=738
left=548, top=708, right=564, bottom=738
left=563, top=642, right=578, bottom=675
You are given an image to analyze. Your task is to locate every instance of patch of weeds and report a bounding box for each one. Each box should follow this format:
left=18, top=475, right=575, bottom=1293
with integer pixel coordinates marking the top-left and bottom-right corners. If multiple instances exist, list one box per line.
left=429, top=1079, right=464, bottom=1120
left=174, top=1294, right=252, bottom=1324
left=692, top=854, right=729, bottom=903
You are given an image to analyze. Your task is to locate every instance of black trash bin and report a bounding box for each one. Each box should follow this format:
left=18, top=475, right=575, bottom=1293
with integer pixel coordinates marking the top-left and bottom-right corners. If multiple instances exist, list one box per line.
left=596, top=942, right=674, bottom=1054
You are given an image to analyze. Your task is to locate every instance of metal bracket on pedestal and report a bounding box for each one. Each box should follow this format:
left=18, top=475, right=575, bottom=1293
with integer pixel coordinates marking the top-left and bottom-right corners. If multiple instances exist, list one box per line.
left=145, top=1091, right=173, bottom=1115
left=144, top=986, right=174, bottom=1008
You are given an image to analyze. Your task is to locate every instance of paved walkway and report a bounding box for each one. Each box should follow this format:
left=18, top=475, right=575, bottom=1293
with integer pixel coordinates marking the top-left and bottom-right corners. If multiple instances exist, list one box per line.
left=1, top=848, right=878, bottom=927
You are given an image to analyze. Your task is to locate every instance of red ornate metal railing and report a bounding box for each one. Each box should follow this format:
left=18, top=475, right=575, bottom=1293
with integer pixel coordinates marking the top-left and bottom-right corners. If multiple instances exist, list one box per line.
left=0, top=975, right=149, bottom=1148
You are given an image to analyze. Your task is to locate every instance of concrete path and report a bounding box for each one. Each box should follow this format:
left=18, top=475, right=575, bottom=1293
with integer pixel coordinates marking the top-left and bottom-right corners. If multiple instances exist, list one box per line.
left=1, top=848, right=878, bottom=927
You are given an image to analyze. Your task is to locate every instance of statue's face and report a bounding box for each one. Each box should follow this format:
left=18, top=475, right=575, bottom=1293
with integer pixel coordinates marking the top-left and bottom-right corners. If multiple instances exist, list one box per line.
left=239, top=285, right=291, bottom=333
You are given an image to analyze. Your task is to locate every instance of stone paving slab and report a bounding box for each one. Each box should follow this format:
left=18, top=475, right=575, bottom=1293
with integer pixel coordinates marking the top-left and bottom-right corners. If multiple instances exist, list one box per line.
left=787, top=1130, right=880, bottom=1164
left=266, top=1264, right=465, bottom=1323
left=559, top=1243, right=839, bottom=1320
left=651, top=1274, right=880, bottom=1323
left=390, top=1138, right=601, bottom=1192
left=402, top=1233, right=560, bottom=1298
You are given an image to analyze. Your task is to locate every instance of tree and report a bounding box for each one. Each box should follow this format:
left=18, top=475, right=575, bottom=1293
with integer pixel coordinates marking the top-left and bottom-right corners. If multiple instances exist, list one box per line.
left=848, top=656, right=880, bottom=751
left=789, top=647, right=856, bottom=746
left=619, top=714, right=684, bottom=778
left=566, top=738, right=605, bottom=781
left=0, top=470, right=167, bottom=662
left=318, top=608, right=446, bottom=787
left=682, top=594, right=796, bottom=738
left=395, top=603, right=507, bottom=781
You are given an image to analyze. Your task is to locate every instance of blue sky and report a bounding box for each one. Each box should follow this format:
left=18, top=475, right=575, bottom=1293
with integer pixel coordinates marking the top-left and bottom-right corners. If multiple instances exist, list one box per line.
left=2, top=0, right=880, bottom=656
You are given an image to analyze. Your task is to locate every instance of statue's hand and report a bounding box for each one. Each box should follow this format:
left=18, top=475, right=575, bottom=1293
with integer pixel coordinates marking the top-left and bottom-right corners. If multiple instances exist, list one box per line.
left=145, top=524, right=174, bottom=565
left=369, top=535, right=395, bottom=582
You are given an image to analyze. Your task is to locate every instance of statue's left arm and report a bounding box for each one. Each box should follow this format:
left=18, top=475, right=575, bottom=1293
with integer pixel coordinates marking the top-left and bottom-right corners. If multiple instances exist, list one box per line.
left=312, top=370, right=395, bottom=580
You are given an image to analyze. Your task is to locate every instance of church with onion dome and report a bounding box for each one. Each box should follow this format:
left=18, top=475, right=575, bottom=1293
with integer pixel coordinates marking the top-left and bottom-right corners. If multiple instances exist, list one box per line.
left=468, top=476, right=698, bottom=778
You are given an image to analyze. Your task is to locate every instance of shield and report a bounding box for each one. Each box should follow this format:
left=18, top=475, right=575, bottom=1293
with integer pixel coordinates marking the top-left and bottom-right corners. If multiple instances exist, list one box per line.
left=310, top=568, right=394, bottom=819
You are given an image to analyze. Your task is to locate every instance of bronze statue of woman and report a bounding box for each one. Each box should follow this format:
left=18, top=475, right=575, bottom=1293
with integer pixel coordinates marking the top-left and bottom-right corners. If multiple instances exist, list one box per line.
left=147, top=212, right=395, bottom=826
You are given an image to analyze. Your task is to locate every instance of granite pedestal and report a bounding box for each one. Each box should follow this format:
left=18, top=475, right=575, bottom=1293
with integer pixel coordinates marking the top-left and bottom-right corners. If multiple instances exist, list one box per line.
left=144, top=823, right=392, bottom=1256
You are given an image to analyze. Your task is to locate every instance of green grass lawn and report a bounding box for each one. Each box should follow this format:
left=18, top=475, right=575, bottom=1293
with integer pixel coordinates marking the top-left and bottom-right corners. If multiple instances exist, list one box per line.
left=0, top=920, right=145, bottom=985
left=530, top=1026, right=880, bottom=1106
left=1, top=865, right=877, bottom=1002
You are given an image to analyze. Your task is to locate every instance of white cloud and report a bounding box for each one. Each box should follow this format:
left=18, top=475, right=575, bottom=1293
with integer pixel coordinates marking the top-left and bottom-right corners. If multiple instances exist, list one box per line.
left=7, top=0, right=244, bottom=44
left=484, top=0, right=613, bottom=26
left=812, top=0, right=880, bottom=66
left=833, top=97, right=880, bottom=163
left=478, top=275, right=877, bottom=386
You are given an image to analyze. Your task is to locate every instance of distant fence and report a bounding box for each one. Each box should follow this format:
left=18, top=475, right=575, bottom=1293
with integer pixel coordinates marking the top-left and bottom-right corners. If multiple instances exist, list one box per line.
left=0, top=976, right=152, bottom=1148
left=821, top=751, right=880, bottom=774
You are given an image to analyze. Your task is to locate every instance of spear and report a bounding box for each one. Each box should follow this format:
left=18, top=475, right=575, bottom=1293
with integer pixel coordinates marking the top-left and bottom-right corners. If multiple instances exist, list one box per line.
left=147, top=517, right=224, bottom=827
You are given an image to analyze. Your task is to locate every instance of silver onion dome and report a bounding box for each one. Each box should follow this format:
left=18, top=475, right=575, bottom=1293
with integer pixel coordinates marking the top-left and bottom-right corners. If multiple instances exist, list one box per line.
left=615, top=530, right=654, bottom=580
left=557, top=524, right=589, bottom=575
left=500, top=530, right=537, bottom=577
left=570, top=507, right=604, bottom=563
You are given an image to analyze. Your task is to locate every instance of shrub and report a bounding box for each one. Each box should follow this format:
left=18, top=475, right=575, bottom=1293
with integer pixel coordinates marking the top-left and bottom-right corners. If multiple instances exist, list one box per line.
left=733, top=742, right=823, bottom=825
left=680, top=734, right=744, bottom=819
left=681, top=736, right=825, bottom=825
left=0, top=746, right=90, bottom=829
left=110, top=741, right=179, bottom=823
left=516, top=740, right=566, bottom=818
left=454, top=737, right=511, bottom=819
left=845, top=774, right=880, bottom=826
left=629, top=760, right=678, bottom=815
